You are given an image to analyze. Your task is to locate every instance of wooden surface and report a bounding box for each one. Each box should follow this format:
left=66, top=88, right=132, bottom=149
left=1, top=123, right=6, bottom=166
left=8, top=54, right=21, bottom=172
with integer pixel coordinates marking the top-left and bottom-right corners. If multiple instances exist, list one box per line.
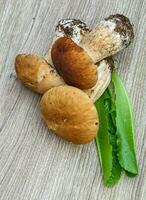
left=0, top=0, right=146, bottom=199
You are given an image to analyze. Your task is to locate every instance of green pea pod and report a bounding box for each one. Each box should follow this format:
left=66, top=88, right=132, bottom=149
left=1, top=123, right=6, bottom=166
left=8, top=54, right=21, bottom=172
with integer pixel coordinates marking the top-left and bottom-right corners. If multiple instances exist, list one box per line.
left=111, top=71, right=138, bottom=175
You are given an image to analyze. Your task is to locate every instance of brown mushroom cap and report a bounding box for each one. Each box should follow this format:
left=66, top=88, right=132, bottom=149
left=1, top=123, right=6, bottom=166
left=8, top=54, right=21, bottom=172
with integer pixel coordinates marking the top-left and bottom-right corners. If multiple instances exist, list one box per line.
left=15, top=54, right=65, bottom=93
left=51, top=37, right=97, bottom=89
left=40, top=85, right=99, bottom=144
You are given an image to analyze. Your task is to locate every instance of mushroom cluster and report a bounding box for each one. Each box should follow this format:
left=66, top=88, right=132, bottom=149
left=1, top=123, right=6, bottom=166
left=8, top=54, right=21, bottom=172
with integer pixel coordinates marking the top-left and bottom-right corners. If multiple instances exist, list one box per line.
left=15, top=14, right=134, bottom=144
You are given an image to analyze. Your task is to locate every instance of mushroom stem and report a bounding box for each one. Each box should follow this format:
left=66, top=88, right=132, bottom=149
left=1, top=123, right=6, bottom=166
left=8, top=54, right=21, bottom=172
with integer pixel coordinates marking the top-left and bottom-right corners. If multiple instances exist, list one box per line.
left=85, top=59, right=111, bottom=102
left=79, top=14, right=134, bottom=63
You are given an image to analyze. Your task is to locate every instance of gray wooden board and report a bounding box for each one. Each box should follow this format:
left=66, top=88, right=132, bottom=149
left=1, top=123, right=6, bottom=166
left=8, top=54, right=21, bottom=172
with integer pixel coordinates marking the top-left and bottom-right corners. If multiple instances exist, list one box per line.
left=0, top=0, right=146, bottom=199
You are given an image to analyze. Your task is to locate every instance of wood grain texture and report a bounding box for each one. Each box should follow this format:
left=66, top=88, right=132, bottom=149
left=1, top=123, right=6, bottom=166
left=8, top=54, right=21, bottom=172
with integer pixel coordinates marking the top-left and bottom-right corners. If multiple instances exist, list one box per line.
left=0, top=0, right=146, bottom=199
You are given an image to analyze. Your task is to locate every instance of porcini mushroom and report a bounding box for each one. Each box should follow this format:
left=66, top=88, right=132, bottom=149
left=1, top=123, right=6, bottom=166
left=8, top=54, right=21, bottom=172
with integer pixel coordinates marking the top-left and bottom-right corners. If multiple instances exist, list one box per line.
left=44, top=18, right=112, bottom=101
left=80, top=14, right=134, bottom=63
left=40, top=85, right=99, bottom=144
left=50, top=19, right=97, bottom=89
left=15, top=54, right=65, bottom=93
left=51, top=37, right=98, bottom=89
left=50, top=15, right=133, bottom=89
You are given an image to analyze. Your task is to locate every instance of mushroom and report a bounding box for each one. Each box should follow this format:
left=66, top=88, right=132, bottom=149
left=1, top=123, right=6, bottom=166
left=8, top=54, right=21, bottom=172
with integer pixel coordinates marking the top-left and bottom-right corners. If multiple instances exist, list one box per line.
left=50, top=19, right=97, bottom=89
left=45, top=19, right=97, bottom=89
left=15, top=54, right=65, bottom=94
left=80, top=14, right=134, bottom=63
left=44, top=19, right=112, bottom=101
left=50, top=15, right=133, bottom=89
left=40, top=85, right=99, bottom=144
left=51, top=37, right=98, bottom=89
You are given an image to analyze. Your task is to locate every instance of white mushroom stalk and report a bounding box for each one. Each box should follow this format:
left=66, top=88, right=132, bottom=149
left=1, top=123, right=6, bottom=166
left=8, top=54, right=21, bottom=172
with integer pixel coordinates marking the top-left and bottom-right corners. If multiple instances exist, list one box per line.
left=79, top=14, right=134, bottom=63
left=85, top=59, right=112, bottom=102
